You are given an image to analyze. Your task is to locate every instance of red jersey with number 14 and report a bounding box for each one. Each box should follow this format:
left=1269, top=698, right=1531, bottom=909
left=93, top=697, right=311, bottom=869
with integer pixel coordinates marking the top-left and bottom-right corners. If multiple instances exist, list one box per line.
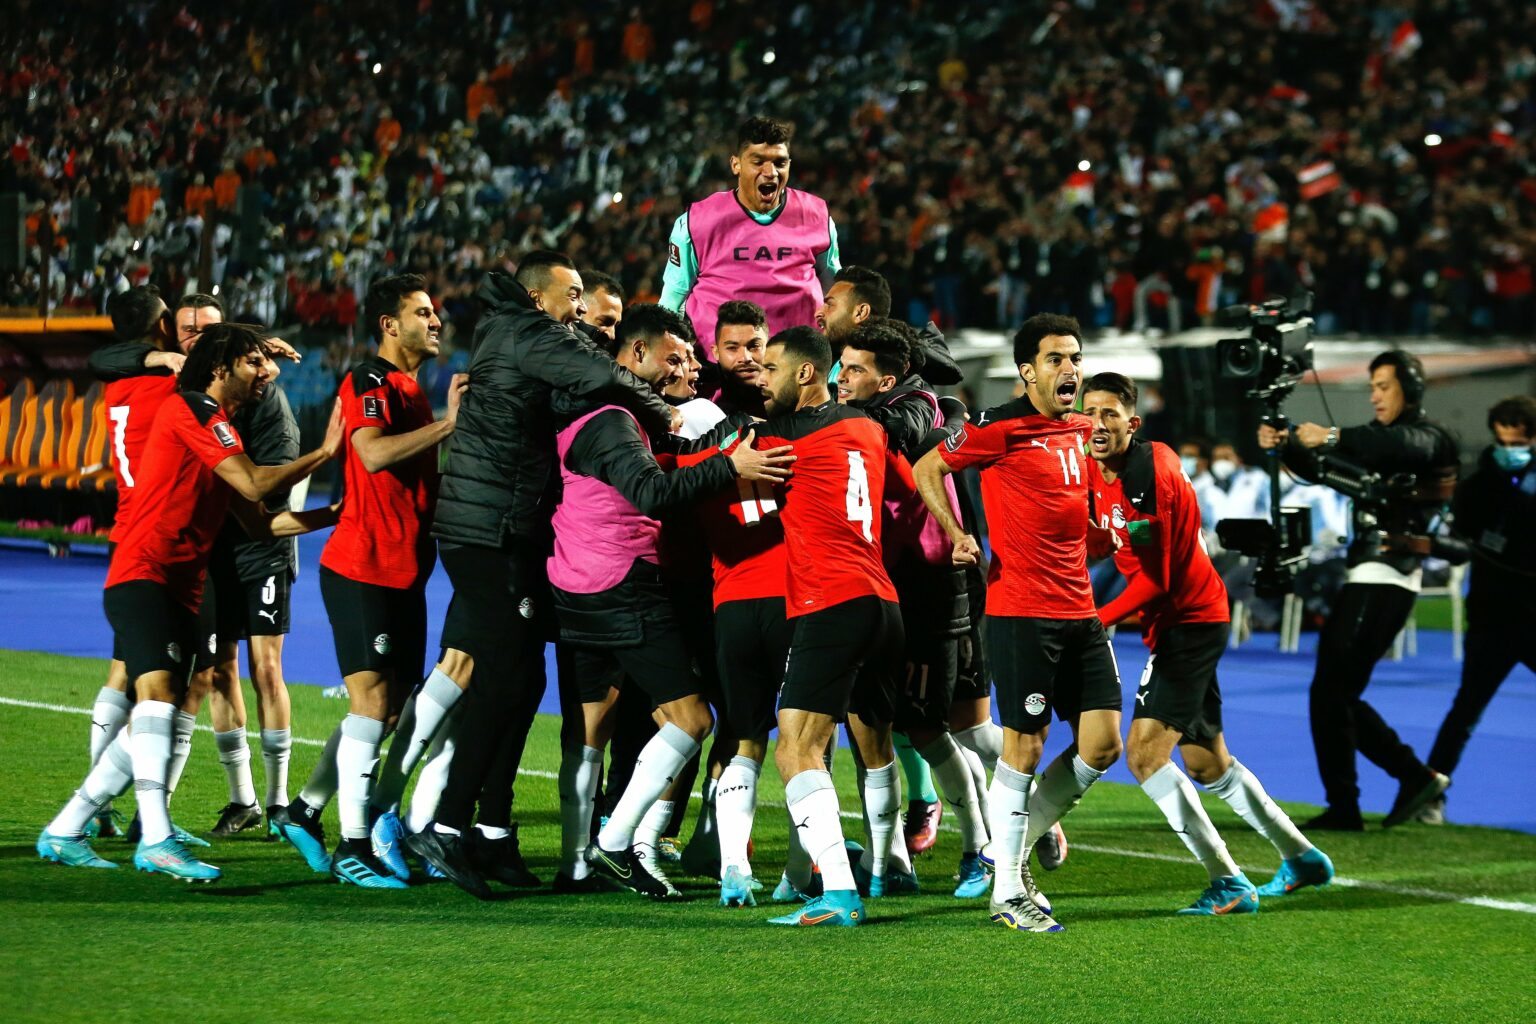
left=1090, top=439, right=1228, bottom=648
left=756, top=403, right=897, bottom=617
left=937, top=397, right=1095, bottom=619
left=104, top=391, right=245, bottom=609
left=320, top=355, right=440, bottom=590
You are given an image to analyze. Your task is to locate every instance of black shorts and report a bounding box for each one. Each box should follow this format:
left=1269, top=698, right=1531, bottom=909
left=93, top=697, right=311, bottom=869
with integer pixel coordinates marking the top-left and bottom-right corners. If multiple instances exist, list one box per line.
left=1133, top=621, right=1228, bottom=743
left=987, top=615, right=1123, bottom=733
left=715, top=596, right=793, bottom=739
left=780, top=596, right=903, bottom=724
left=104, top=581, right=200, bottom=688
left=319, top=566, right=428, bottom=681
left=894, top=635, right=959, bottom=734
left=952, top=568, right=990, bottom=702
left=558, top=590, right=699, bottom=708
left=106, top=543, right=215, bottom=670
left=210, top=554, right=293, bottom=641
left=439, top=540, right=553, bottom=664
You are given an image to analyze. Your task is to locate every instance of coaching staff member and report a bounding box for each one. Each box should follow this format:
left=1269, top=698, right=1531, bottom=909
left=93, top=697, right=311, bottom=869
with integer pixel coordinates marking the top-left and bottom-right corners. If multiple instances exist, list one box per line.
left=1258, top=350, right=1458, bottom=831
left=408, top=251, right=678, bottom=895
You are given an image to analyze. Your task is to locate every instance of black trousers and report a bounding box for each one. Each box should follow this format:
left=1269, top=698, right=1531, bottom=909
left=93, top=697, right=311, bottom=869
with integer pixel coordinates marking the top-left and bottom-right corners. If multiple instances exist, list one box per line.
left=1427, top=595, right=1536, bottom=777
left=1309, top=582, right=1427, bottom=810
left=435, top=541, right=551, bottom=832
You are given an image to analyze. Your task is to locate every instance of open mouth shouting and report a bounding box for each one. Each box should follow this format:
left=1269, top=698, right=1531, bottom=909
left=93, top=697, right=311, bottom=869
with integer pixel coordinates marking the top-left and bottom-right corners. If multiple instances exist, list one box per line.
left=1055, top=375, right=1079, bottom=408
left=1090, top=429, right=1111, bottom=456
left=754, top=178, right=781, bottom=210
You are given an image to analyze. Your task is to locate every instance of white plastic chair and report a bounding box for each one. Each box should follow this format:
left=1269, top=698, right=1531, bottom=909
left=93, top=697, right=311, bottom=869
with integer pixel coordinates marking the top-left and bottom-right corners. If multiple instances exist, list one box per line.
left=1391, top=562, right=1467, bottom=662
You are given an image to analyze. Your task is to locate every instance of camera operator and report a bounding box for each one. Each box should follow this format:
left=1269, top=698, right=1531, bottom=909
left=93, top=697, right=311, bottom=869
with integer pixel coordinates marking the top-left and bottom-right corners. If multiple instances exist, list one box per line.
left=1257, top=350, right=1457, bottom=831
left=1419, top=396, right=1536, bottom=823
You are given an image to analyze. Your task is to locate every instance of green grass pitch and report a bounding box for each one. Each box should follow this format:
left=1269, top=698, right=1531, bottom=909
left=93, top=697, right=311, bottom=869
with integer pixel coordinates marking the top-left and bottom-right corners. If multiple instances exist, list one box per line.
left=2, top=649, right=1533, bottom=1024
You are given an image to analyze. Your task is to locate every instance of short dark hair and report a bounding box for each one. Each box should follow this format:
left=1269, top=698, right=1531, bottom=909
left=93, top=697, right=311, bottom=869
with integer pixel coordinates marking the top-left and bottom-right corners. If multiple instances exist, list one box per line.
left=768, top=325, right=832, bottom=376
left=1488, top=395, right=1536, bottom=435
left=737, top=116, right=794, bottom=152
left=579, top=269, right=625, bottom=305
left=1369, top=349, right=1426, bottom=405
left=1013, top=313, right=1083, bottom=366
left=1179, top=436, right=1213, bottom=461
left=364, top=273, right=430, bottom=343
left=180, top=322, right=267, bottom=392
left=715, top=300, right=767, bottom=340
left=833, top=266, right=892, bottom=319
left=514, top=250, right=577, bottom=293
left=107, top=285, right=163, bottom=342
left=842, top=319, right=911, bottom=379
left=176, top=292, right=223, bottom=317
left=616, top=303, right=690, bottom=350
left=1084, top=371, right=1138, bottom=411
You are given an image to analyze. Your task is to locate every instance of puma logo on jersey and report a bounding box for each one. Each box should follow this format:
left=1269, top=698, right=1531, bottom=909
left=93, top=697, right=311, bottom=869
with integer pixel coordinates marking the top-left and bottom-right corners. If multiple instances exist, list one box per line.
left=1030, top=438, right=1049, bottom=450
left=257, top=610, right=279, bottom=624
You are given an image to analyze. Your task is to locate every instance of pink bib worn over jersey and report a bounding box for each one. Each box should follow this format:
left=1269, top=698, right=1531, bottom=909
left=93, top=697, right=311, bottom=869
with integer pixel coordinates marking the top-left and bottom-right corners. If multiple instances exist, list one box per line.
left=881, top=392, right=965, bottom=567
left=548, top=406, right=662, bottom=595
left=684, top=188, right=830, bottom=360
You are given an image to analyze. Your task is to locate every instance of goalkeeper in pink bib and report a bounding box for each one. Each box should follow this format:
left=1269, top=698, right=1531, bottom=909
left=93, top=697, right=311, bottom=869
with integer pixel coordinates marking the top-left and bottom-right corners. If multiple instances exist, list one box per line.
left=661, top=116, right=841, bottom=360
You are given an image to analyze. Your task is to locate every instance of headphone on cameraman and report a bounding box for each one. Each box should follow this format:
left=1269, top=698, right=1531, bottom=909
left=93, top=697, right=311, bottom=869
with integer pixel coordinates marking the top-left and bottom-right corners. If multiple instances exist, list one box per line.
left=1374, top=349, right=1426, bottom=405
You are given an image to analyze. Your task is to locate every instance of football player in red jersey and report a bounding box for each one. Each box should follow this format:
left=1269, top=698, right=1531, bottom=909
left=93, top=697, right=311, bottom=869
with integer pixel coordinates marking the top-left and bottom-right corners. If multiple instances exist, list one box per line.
left=39, top=324, right=344, bottom=880
left=913, top=313, right=1123, bottom=934
left=753, top=326, right=902, bottom=928
left=273, top=275, right=468, bottom=890
left=1082, top=373, right=1332, bottom=914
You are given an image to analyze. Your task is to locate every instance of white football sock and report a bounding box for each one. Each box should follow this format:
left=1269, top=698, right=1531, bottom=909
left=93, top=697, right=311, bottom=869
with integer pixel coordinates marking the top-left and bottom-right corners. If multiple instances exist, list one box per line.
left=715, top=756, right=760, bottom=877
left=166, top=710, right=196, bottom=800
left=88, top=687, right=132, bottom=767
left=785, top=769, right=855, bottom=892
left=405, top=708, right=460, bottom=834
left=861, top=761, right=899, bottom=880
left=1142, top=762, right=1239, bottom=880
left=599, top=723, right=698, bottom=852
left=372, top=669, right=462, bottom=814
left=783, top=805, right=814, bottom=891
left=50, top=731, right=135, bottom=836
left=1205, top=758, right=1312, bottom=860
left=131, top=701, right=177, bottom=845
left=886, top=766, right=915, bottom=876
left=475, top=823, right=509, bottom=840
left=214, top=728, right=257, bottom=806
left=988, top=761, right=1032, bottom=902
left=298, top=723, right=343, bottom=813
left=635, top=799, right=674, bottom=877
left=954, top=720, right=1004, bottom=763
left=335, top=714, right=384, bottom=841
left=957, top=743, right=992, bottom=832
left=921, top=734, right=988, bottom=854
left=260, top=729, right=291, bottom=807
left=1025, top=750, right=1104, bottom=849
left=691, top=774, right=719, bottom=846
left=558, top=745, right=603, bottom=879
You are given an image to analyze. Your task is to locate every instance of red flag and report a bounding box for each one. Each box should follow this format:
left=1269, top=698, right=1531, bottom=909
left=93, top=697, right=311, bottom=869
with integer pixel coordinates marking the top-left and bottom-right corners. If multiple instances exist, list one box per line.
left=1389, top=20, right=1421, bottom=61
left=1297, top=161, right=1343, bottom=200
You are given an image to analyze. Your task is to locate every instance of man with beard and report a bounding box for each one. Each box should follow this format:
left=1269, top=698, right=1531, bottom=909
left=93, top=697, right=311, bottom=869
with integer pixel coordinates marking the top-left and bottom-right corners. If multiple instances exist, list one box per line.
left=913, top=314, right=1123, bottom=934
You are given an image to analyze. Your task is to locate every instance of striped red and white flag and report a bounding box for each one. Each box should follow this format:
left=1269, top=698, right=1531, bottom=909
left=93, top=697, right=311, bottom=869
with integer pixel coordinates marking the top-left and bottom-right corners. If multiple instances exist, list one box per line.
left=1389, top=20, right=1421, bottom=61
left=1297, top=161, right=1342, bottom=200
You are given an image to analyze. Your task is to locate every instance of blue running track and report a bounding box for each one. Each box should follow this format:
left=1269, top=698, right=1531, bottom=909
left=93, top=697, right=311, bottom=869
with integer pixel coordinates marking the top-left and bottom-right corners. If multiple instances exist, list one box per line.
left=2, top=538, right=1531, bottom=833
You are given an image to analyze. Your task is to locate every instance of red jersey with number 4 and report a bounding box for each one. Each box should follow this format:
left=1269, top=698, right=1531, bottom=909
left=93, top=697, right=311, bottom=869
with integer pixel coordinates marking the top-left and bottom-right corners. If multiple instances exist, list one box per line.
left=320, top=355, right=439, bottom=590
left=937, top=397, right=1095, bottom=619
left=105, top=391, right=245, bottom=609
left=673, top=427, right=788, bottom=607
left=756, top=403, right=897, bottom=617
left=103, top=373, right=179, bottom=541
left=1090, top=439, right=1228, bottom=648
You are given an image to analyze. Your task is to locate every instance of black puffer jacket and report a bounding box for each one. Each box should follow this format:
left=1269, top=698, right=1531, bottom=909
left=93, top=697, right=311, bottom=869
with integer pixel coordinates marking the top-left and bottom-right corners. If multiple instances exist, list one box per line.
left=432, top=272, right=673, bottom=549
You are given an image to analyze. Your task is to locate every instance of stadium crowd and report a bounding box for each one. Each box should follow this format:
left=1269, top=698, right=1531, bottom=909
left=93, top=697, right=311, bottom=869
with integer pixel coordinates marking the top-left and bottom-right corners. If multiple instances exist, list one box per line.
left=4, top=0, right=1536, bottom=339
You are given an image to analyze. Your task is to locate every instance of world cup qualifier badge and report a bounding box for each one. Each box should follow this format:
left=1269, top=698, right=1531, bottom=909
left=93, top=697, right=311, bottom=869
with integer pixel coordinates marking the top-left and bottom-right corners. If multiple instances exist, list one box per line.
left=213, top=421, right=238, bottom=449
left=363, top=396, right=384, bottom=420
left=668, top=241, right=681, bottom=267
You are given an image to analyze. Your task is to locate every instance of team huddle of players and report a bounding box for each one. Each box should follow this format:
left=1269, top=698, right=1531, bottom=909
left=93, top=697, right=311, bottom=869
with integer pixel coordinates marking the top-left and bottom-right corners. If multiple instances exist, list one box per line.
left=35, top=117, right=1336, bottom=931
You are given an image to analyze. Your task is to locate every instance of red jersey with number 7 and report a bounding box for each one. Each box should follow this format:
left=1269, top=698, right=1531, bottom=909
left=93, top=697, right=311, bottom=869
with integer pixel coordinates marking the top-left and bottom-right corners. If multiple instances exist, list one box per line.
left=104, top=391, right=245, bottom=609
left=936, top=397, right=1095, bottom=619
left=103, top=373, right=180, bottom=541
left=755, top=402, right=897, bottom=617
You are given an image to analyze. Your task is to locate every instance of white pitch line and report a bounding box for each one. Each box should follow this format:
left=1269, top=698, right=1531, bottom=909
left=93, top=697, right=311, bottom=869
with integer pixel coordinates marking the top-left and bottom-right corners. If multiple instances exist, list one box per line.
left=4, top=695, right=1533, bottom=915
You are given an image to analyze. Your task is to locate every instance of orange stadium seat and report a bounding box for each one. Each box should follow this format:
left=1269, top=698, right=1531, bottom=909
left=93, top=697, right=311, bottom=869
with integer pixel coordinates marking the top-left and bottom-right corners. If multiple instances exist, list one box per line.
left=0, top=378, right=41, bottom=482
left=0, top=379, right=75, bottom=486
left=35, top=382, right=104, bottom=489
left=66, top=383, right=116, bottom=492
